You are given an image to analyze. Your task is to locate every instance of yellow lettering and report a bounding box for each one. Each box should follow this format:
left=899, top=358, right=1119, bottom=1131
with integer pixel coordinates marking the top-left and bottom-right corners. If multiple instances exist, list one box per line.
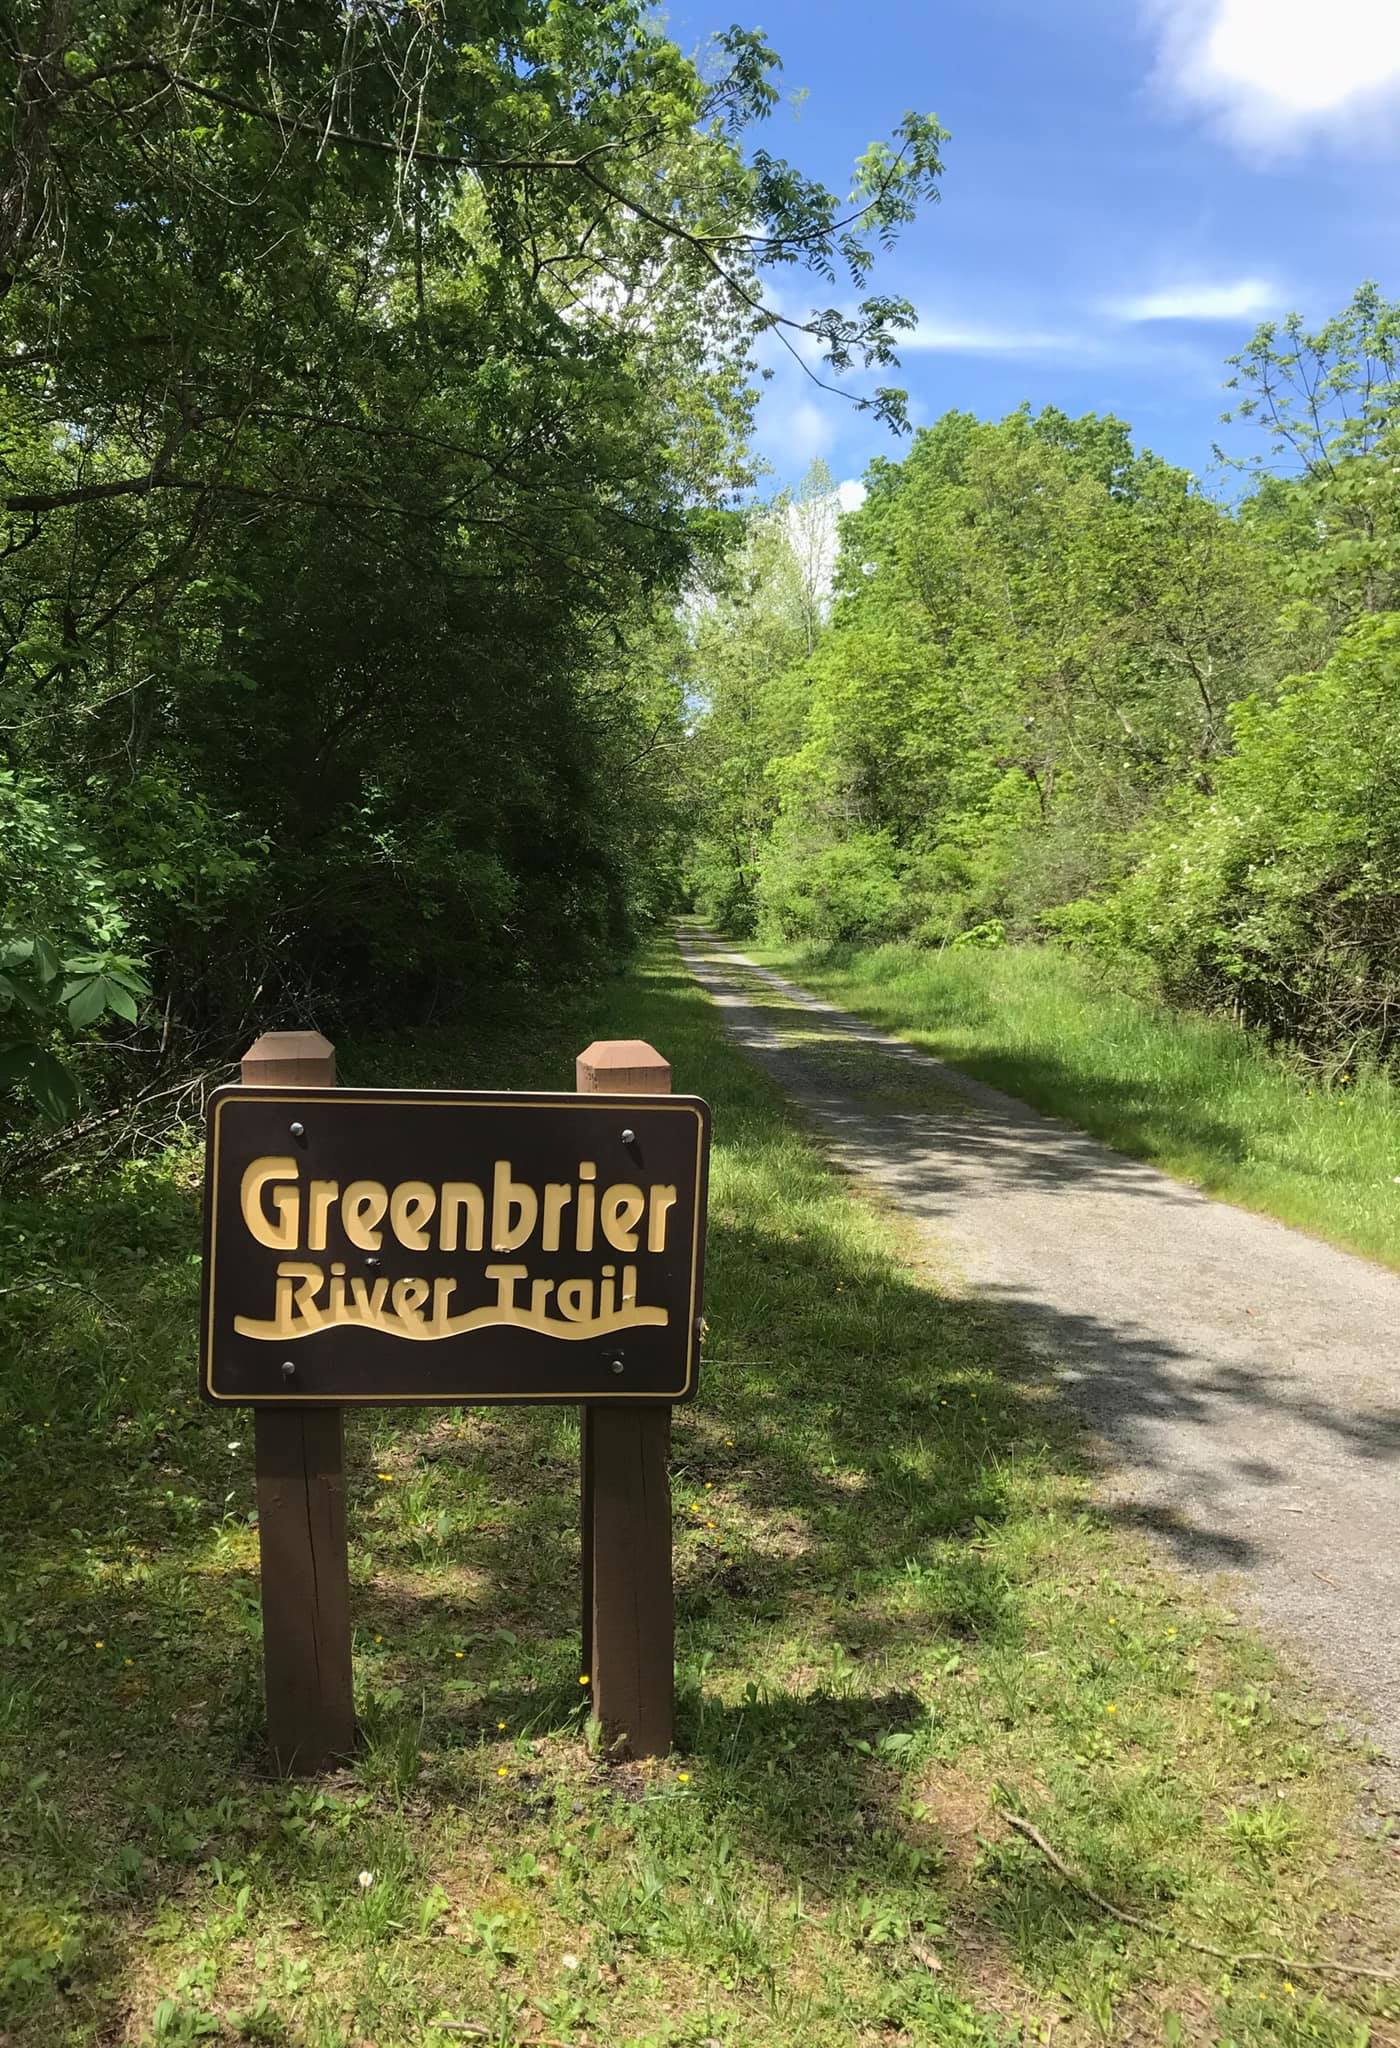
left=240, top=1157, right=300, bottom=1252
left=390, top=1275, right=430, bottom=1324
left=556, top=1278, right=595, bottom=1323
left=389, top=1179, right=436, bottom=1251
left=575, top=1162, right=596, bottom=1253
left=530, top=1276, right=555, bottom=1318
left=541, top=1182, right=572, bottom=1251
left=349, top=1275, right=389, bottom=1319
left=271, top=1260, right=323, bottom=1332
left=601, top=1182, right=645, bottom=1252
left=484, top=1262, right=528, bottom=1318
left=491, top=1161, right=538, bottom=1251
left=307, top=1179, right=339, bottom=1252
left=647, top=1185, right=678, bottom=1253
left=342, top=1180, right=388, bottom=1250
left=439, top=1182, right=484, bottom=1252
left=430, top=1276, right=457, bottom=1332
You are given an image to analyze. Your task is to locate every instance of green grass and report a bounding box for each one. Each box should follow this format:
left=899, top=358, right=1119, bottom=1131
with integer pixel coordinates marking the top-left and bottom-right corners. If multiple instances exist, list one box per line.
left=1, top=943, right=1396, bottom=2047
left=743, top=935, right=1400, bottom=1273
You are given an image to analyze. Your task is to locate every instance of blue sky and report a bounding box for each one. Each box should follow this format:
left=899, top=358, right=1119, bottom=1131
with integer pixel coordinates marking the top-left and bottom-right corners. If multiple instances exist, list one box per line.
left=663, top=0, right=1400, bottom=498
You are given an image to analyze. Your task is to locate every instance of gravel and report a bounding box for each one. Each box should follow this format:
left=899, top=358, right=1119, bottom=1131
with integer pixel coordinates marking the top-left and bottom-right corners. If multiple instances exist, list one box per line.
left=681, top=931, right=1400, bottom=1777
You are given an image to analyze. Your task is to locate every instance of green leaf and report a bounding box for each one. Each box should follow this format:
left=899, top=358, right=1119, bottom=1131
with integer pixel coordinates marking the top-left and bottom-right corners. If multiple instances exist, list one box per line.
left=0, top=1041, right=79, bottom=1121
left=65, top=976, right=109, bottom=1028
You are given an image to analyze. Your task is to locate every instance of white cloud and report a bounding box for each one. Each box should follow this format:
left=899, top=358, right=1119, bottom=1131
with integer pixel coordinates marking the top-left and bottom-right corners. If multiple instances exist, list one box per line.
left=1109, top=276, right=1281, bottom=322
left=901, top=319, right=1084, bottom=356
left=1149, top=0, right=1400, bottom=146
left=836, top=479, right=868, bottom=513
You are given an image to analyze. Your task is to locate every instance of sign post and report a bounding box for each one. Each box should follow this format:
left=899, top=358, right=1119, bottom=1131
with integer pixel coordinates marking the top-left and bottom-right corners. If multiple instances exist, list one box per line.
left=577, top=1040, right=675, bottom=1759
left=204, top=1037, right=708, bottom=1772
left=241, top=1032, right=354, bottom=1774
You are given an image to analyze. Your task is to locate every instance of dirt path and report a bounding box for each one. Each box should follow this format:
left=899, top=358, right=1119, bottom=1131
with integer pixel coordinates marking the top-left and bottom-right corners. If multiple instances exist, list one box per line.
left=680, top=929, right=1400, bottom=1770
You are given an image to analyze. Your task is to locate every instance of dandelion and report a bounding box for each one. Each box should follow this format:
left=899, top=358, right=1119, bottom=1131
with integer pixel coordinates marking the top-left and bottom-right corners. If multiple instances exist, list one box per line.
left=357, top=1870, right=374, bottom=1890
left=497, top=1719, right=507, bottom=1731
left=1284, top=1983, right=1296, bottom=1998
left=561, top=1953, right=579, bottom=1971
left=704, top=1482, right=713, bottom=1490
left=123, top=1657, right=133, bottom=1667
left=677, top=1771, right=690, bottom=1783
left=94, top=1640, right=105, bottom=1650
left=377, top=1472, right=394, bottom=1483
left=1167, top=1627, right=1177, bottom=1639
left=724, top=1439, right=734, bottom=1447
left=1106, top=1703, right=1118, bottom=1714
left=497, top=1766, right=508, bottom=1778
left=454, top=1651, right=464, bottom=1659
left=579, top=1673, right=590, bottom=1686
left=375, top=1634, right=383, bottom=1644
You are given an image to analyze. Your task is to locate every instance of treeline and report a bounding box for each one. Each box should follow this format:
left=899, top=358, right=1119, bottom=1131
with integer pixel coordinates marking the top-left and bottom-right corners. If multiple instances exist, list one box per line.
left=0, top=0, right=943, bottom=1130
left=687, top=288, right=1400, bottom=1070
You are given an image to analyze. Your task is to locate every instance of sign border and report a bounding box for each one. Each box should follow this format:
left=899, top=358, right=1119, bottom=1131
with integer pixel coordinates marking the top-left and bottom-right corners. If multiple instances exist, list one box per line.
left=201, top=1085, right=709, bottom=1406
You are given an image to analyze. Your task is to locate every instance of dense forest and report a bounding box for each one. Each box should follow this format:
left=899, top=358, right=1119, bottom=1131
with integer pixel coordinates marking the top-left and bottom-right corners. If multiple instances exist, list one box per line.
left=0, top=0, right=940, bottom=1130
left=3, top=1, right=1397, bottom=1145
left=687, top=290, right=1400, bottom=1073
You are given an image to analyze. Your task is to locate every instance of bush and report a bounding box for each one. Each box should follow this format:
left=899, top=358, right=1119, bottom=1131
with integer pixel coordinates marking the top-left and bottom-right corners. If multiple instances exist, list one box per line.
left=758, top=829, right=907, bottom=942
left=1088, top=615, right=1400, bottom=1067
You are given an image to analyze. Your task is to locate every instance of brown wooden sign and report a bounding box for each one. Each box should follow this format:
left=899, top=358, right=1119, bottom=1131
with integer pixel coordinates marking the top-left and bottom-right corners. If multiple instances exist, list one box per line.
left=201, top=1086, right=710, bottom=1405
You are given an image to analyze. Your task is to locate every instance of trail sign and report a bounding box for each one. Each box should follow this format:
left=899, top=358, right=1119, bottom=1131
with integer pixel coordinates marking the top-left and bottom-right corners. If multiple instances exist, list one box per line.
left=201, top=1086, right=710, bottom=1406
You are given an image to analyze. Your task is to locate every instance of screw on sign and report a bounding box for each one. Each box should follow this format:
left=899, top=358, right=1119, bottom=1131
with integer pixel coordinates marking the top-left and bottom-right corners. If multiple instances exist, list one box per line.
left=206, top=1031, right=710, bottom=1772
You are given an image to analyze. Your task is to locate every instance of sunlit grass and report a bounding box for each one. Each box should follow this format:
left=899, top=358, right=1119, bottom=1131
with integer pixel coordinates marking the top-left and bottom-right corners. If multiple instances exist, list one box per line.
left=745, top=936, right=1400, bottom=1271
left=0, top=944, right=1395, bottom=2046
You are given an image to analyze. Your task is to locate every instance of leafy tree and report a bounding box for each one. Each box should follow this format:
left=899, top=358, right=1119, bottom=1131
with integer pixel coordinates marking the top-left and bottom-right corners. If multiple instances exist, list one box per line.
left=1096, top=615, right=1400, bottom=1067
left=0, top=1, right=944, bottom=1125
left=1227, top=283, right=1400, bottom=624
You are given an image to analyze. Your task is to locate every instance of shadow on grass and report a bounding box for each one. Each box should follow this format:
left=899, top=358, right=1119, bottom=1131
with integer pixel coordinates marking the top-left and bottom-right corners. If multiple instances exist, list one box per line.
left=2, top=942, right=1391, bottom=2040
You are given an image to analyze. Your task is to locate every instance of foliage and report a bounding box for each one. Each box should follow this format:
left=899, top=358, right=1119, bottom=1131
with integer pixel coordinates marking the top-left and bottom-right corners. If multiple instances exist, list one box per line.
left=0, top=774, right=150, bottom=1118
left=687, top=291, right=1400, bottom=1066
left=1095, top=615, right=1400, bottom=1068
left=0, top=1, right=943, bottom=1129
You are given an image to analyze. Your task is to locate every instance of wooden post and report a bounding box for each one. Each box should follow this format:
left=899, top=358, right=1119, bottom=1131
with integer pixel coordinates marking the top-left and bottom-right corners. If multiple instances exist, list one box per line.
left=576, top=1039, right=674, bottom=1759
left=242, top=1030, right=355, bottom=1773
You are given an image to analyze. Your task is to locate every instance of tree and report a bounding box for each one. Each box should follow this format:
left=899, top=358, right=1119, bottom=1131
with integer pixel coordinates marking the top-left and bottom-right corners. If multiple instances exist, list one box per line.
left=0, top=1, right=945, bottom=1121
left=1226, top=283, right=1400, bottom=623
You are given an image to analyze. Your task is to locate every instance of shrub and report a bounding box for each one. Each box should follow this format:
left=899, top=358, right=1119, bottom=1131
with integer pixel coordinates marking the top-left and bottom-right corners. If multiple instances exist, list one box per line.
left=758, top=829, right=907, bottom=942
left=1089, top=615, right=1400, bottom=1067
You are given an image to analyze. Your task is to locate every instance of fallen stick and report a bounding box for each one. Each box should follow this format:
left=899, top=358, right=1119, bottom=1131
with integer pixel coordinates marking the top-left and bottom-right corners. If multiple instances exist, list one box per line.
left=1000, top=1812, right=1397, bottom=1983
left=432, top=2025, right=575, bottom=2046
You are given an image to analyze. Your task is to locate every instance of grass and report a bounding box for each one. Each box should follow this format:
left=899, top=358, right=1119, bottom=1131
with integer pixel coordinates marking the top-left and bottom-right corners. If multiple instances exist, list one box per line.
left=742, top=935, right=1400, bottom=1273
left=1, top=941, right=1397, bottom=2047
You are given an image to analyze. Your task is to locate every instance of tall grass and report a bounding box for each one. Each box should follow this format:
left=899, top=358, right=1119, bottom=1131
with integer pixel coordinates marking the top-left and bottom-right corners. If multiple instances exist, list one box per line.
left=748, top=938, right=1400, bottom=1270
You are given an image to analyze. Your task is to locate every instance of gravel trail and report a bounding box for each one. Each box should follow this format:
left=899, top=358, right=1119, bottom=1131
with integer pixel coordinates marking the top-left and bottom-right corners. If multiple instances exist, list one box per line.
left=680, top=929, right=1400, bottom=1768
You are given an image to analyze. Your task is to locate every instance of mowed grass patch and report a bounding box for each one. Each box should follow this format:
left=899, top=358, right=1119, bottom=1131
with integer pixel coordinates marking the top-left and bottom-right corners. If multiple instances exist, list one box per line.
left=744, top=934, right=1400, bottom=1272
left=0, top=944, right=1396, bottom=2048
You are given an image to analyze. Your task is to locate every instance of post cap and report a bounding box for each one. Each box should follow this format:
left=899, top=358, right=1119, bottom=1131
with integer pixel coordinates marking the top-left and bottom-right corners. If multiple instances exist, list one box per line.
left=241, top=1030, right=337, bottom=1087
left=576, top=1039, right=671, bottom=1094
